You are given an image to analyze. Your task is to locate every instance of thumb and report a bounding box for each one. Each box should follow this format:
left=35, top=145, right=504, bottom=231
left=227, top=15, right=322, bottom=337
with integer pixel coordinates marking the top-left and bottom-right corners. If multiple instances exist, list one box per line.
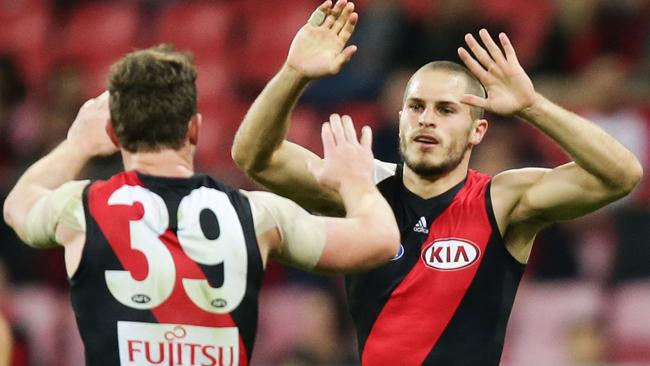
left=335, top=45, right=358, bottom=66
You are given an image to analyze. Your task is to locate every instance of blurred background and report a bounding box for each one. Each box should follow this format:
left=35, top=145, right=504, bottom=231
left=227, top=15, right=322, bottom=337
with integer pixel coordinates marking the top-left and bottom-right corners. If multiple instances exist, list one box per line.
left=0, top=0, right=649, bottom=365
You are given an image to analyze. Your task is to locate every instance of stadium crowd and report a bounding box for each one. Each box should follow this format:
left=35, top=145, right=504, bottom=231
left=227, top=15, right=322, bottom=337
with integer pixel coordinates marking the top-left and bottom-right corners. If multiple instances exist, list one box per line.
left=0, top=0, right=649, bottom=364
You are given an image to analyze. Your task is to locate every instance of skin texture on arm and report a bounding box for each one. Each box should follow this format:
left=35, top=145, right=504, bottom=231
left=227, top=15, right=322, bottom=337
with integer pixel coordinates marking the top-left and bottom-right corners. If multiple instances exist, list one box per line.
left=232, top=0, right=358, bottom=215
left=458, top=30, right=643, bottom=262
left=249, top=118, right=399, bottom=273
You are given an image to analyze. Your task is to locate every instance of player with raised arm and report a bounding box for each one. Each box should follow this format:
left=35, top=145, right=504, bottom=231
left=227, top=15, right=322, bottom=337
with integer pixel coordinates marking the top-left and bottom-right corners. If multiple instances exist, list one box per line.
left=231, top=1, right=643, bottom=364
left=3, top=45, right=398, bottom=366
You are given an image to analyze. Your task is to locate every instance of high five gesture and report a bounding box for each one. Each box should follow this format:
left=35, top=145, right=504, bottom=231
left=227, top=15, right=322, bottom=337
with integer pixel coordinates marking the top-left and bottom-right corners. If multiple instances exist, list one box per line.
left=287, top=0, right=358, bottom=78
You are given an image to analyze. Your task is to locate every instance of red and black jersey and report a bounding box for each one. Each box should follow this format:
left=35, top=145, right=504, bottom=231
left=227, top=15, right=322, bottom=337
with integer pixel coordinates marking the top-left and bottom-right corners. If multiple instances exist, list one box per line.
left=72, top=171, right=263, bottom=366
left=346, top=167, right=525, bottom=365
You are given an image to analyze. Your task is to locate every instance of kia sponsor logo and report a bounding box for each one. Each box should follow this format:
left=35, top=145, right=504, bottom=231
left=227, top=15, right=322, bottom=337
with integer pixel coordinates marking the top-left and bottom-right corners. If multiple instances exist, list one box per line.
left=421, top=238, right=480, bottom=270
left=118, top=321, right=239, bottom=366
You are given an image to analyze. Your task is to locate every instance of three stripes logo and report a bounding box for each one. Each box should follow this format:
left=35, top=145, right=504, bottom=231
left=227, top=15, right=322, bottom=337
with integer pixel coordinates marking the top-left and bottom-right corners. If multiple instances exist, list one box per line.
left=413, top=216, right=429, bottom=234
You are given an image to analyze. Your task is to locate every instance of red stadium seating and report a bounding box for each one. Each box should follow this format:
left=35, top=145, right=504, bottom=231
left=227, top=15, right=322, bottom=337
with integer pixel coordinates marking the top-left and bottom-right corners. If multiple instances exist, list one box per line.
left=236, top=0, right=315, bottom=86
left=154, top=2, right=234, bottom=61
left=0, top=0, right=52, bottom=87
left=62, top=3, right=139, bottom=68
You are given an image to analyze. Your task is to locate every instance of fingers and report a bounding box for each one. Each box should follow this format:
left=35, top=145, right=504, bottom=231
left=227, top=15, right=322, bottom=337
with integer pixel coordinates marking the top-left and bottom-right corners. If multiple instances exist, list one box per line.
left=464, top=33, right=498, bottom=74
left=457, top=47, right=490, bottom=82
left=460, top=94, right=488, bottom=109
left=338, top=11, right=358, bottom=42
left=308, top=0, right=332, bottom=26
left=360, top=125, right=372, bottom=150
left=323, top=0, right=347, bottom=28
left=321, top=122, right=336, bottom=156
left=341, top=115, right=357, bottom=142
left=332, top=2, right=354, bottom=34
left=499, top=32, right=519, bottom=64
left=328, top=113, right=346, bottom=144
left=478, top=29, right=506, bottom=67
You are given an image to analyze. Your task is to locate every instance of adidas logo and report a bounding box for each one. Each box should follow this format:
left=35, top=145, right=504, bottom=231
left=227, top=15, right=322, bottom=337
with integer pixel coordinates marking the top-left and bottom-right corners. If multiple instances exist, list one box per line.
left=413, top=216, right=429, bottom=234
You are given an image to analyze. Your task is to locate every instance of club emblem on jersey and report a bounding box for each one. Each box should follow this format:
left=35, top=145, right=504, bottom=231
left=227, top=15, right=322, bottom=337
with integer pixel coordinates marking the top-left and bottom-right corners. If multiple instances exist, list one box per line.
left=421, top=238, right=480, bottom=270
left=413, top=216, right=429, bottom=234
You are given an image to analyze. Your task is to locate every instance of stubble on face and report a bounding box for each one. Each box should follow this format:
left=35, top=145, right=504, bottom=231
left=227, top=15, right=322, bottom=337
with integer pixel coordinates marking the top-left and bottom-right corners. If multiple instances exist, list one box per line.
left=398, top=129, right=470, bottom=177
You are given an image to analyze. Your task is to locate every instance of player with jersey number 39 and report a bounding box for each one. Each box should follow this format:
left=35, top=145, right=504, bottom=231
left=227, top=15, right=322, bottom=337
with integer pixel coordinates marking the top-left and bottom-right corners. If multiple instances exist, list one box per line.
left=231, top=0, right=644, bottom=365
left=2, top=45, right=399, bottom=365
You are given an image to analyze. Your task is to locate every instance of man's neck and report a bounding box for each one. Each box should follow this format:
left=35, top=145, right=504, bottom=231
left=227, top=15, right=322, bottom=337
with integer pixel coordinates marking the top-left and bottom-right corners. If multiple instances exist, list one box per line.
left=402, top=161, right=469, bottom=199
left=121, top=146, right=194, bottom=178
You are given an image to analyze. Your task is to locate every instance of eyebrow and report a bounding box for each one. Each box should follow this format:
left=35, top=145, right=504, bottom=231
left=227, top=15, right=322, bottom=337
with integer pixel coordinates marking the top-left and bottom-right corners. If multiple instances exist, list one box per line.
left=405, top=97, right=460, bottom=107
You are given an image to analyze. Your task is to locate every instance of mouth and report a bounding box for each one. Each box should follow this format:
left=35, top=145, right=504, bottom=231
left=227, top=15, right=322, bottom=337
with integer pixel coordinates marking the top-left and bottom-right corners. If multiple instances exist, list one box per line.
left=413, top=134, right=439, bottom=146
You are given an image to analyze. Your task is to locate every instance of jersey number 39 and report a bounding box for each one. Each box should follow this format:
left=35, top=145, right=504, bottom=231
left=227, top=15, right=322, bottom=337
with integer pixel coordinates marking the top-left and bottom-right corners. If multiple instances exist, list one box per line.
left=104, top=186, right=247, bottom=314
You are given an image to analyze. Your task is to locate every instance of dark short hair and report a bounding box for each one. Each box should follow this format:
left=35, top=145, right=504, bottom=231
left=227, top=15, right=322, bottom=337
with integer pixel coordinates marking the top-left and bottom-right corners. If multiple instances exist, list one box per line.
left=108, top=44, right=197, bottom=152
left=404, top=61, right=486, bottom=121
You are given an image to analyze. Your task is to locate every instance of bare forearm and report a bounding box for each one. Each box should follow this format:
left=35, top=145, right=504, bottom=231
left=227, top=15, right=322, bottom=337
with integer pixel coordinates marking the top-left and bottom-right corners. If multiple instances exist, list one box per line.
left=518, top=93, right=643, bottom=190
left=232, top=64, right=310, bottom=172
left=4, top=140, right=92, bottom=233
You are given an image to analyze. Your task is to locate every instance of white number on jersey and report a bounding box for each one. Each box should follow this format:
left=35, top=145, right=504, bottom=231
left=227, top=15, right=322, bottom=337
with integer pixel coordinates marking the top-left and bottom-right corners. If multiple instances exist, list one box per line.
left=104, top=185, right=248, bottom=313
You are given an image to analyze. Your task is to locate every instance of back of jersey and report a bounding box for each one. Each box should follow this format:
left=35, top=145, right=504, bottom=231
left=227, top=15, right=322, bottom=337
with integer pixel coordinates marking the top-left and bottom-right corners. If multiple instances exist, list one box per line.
left=71, top=171, right=263, bottom=366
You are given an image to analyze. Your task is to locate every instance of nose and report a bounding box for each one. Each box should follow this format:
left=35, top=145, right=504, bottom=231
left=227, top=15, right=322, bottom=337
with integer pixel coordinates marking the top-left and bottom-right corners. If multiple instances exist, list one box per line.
left=418, top=108, right=436, bottom=128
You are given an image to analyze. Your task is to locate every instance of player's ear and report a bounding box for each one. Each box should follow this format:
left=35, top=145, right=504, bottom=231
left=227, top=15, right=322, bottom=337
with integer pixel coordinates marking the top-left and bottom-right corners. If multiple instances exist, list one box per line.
left=105, top=121, right=120, bottom=148
left=188, top=113, right=201, bottom=145
left=469, top=119, right=488, bottom=146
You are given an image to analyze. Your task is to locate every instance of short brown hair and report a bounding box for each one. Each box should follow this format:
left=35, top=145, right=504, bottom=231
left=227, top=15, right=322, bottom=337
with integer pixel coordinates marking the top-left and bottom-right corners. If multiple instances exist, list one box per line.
left=405, top=61, right=486, bottom=121
left=108, top=44, right=197, bottom=152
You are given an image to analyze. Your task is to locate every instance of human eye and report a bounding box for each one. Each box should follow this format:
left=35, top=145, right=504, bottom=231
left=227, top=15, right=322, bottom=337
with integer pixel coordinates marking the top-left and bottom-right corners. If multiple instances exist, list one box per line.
left=408, top=103, right=424, bottom=112
left=438, top=105, right=456, bottom=115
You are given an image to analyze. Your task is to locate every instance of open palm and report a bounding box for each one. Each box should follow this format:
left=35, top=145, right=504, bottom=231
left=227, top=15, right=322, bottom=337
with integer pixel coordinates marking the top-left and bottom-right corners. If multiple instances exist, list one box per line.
left=458, top=29, right=536, bottom=116
left=286, top=0, right=358, bottom=79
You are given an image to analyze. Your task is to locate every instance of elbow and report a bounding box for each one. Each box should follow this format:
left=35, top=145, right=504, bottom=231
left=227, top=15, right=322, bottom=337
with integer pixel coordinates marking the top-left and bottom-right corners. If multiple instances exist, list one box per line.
left=230, top=143, right=252, bottom=173
left=615, top=158, right=644, bottom=195
left=230, top=143, right=267, bottom=176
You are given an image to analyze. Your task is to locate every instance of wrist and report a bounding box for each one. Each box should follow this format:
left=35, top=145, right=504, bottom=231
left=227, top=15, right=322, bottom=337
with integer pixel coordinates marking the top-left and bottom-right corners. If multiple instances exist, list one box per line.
left=338, top=175, right=375, bottom=206
left=516, top=92, right=548, bottom=122
left=61, top=138, right=96, bottom=161
left=281, top=63, right=315, bottom=84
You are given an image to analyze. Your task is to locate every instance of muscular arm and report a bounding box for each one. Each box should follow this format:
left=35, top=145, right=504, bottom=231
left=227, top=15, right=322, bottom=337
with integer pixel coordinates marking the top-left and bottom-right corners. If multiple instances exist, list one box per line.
left=459, top=30, right=643, bottom=262
left=232, top=66, right=344, bottom=215
left=247, top=190, right=398, bottom=273
left=232, top=0, right=358, bottom=215
left=3, top=93, right=116, bottom=247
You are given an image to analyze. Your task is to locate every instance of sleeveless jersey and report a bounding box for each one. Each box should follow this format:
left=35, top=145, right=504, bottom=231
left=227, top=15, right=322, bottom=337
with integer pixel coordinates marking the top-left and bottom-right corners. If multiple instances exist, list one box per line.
left=346, top=167, right=525, bottom=365
left=71, top=171, right=263, bottom=366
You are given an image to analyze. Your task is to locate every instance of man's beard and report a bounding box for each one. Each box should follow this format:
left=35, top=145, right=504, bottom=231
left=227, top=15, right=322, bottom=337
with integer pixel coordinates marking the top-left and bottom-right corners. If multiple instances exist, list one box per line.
left=399, top=136, right=467, bottom=177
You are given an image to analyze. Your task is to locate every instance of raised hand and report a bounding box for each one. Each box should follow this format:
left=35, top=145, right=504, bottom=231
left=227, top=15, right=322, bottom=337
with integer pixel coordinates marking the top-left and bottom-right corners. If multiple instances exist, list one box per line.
left=309, top=114, right=373, bottom=191
left=66, top=91, right=119, bottom=157
left=458, top=29, right=536, bottom=116
left=286, top=0, right=358, bottom=79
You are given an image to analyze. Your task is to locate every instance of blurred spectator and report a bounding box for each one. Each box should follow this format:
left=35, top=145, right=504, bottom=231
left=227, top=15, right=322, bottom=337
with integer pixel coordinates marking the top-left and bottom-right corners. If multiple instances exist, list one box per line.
left=565, top=317, right=608, bottom=366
